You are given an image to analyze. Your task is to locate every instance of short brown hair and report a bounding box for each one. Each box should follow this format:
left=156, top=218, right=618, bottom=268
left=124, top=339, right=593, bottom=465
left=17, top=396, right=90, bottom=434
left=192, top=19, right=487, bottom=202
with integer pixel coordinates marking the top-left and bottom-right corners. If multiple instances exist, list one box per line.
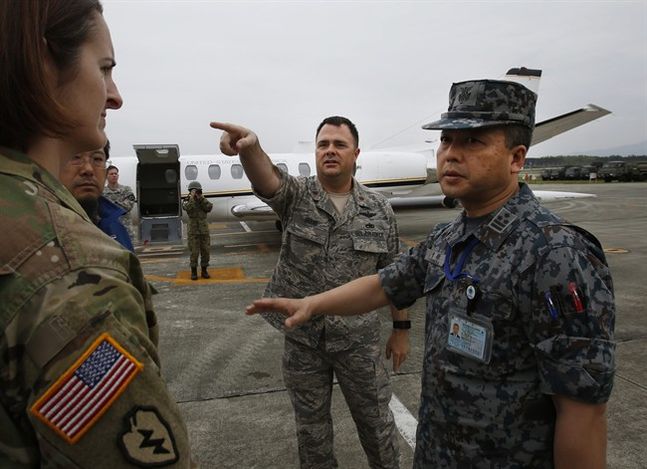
left=0, top=0, right=103, bottom=152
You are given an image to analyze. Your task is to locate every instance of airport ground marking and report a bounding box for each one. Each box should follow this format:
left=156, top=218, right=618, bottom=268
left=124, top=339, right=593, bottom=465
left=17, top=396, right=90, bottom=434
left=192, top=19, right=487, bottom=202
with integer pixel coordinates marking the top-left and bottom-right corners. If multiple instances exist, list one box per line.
left=399, top=237, right=419, bottom=248
left=145, top=267, right=270, bottom=285
left=389, top=393, right=417, bottom=450
left=604, top=247, right=629, bottom=254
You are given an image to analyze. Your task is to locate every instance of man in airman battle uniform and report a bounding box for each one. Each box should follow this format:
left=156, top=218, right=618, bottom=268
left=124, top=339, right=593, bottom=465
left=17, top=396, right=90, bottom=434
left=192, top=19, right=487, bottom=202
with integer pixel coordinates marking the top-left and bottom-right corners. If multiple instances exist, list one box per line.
left=247, top=81, right=616, bottom=468
left=212, top=116, right=409, bottom=469
left=182, top=181, right=213, bottom=280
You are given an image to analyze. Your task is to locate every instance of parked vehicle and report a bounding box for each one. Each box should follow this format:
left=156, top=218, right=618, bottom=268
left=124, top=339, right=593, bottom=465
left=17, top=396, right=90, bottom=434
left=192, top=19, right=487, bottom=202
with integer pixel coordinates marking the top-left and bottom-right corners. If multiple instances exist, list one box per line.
left=545, top=166, right=568, bottom=180
left=598, top=161, right=644, bottom=182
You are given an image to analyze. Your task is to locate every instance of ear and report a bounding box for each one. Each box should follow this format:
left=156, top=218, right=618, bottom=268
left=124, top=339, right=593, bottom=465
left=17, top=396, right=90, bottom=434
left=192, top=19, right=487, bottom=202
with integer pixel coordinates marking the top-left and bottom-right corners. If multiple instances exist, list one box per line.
left=354, top=147, right=360, bottom=160
left=510, top=145, right=527, bottom=175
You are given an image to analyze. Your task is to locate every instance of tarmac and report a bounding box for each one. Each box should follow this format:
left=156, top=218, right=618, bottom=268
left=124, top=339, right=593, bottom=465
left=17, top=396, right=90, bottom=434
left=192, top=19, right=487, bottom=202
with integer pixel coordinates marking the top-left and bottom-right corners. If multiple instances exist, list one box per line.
left=137, top=181, right=647, bottom=468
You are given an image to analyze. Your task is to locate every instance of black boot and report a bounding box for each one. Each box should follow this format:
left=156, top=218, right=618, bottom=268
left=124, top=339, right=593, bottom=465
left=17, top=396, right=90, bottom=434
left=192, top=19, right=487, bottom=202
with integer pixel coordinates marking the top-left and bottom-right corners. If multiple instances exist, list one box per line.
left=191, top=267, right=198, bottom=281
left=201, top=266, right=210, bottom=279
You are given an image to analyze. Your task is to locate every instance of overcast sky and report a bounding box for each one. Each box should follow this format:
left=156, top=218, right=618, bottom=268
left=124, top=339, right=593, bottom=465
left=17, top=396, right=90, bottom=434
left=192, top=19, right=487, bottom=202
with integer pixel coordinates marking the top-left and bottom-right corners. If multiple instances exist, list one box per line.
left=102, top=0, right=647, bottom=159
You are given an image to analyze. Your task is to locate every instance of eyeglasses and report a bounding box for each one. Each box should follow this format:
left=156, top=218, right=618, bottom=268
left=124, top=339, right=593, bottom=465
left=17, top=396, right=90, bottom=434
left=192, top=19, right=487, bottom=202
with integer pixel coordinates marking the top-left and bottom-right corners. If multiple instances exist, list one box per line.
left=68, top=153, right=107, bottom=168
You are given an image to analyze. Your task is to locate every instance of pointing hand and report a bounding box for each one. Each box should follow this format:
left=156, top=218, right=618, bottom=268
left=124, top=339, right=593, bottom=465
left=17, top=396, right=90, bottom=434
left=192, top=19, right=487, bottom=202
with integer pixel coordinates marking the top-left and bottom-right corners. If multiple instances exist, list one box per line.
left=210, top=122, right=260, bottom=158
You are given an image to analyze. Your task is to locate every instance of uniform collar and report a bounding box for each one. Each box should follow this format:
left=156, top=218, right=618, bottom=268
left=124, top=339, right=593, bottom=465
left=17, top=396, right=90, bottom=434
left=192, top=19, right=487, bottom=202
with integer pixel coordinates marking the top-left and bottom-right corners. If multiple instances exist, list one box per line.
left=310, top=176, right=374, bottom=225
left=443, top=183, right=539, bottom=251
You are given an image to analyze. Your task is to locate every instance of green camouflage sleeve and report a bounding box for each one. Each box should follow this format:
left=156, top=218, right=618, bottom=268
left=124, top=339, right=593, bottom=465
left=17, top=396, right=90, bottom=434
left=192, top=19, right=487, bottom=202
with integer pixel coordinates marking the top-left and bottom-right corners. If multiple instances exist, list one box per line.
left=4, top=269, right=194, bottom=467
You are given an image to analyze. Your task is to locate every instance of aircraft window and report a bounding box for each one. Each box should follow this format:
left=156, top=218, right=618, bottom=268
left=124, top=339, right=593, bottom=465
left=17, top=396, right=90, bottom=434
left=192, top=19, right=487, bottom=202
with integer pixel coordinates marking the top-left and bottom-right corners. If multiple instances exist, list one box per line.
left=165, top=169, right=177, bottom=184
left=277, top=163, right=288, bottom=174
left=185, top=165, right=198, bottom=180
left=231, top=164, right=244, bottom=179
left=298, top=162, right=311, bottom=177
left=208, top=164, right=221, bottom=180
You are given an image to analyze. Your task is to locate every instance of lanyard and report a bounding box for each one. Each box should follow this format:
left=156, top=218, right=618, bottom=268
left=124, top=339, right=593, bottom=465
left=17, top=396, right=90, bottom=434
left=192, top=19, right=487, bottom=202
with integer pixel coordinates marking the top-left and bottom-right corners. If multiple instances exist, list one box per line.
left=443, top=236, right=480, bottom=283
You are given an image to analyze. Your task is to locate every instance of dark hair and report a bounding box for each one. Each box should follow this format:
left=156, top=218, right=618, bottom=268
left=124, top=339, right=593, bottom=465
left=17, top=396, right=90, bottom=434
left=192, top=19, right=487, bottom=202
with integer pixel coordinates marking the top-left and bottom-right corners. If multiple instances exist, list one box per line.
left=315, top=116, right=359, bottom=147
left=500, top=124, right=532, bottom=150
left=106, top=165, right=118, bottom=173
left=104, top=139, right=110, bottom=159
left=0, top=0, right=104, bottom=151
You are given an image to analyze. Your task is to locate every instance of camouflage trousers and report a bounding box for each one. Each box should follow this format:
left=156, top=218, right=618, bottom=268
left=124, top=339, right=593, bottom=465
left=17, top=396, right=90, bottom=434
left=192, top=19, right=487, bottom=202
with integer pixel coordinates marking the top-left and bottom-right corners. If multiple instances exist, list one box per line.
left=188, top=233, right=210, bottom=267
left=282, top=336, right=400, bottom=469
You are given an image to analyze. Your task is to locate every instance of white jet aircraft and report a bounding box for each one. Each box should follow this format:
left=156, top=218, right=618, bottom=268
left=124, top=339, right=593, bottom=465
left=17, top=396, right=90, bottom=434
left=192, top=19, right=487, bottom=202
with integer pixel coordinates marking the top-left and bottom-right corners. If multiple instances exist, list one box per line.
left=107, top=67, right=610, bottom=243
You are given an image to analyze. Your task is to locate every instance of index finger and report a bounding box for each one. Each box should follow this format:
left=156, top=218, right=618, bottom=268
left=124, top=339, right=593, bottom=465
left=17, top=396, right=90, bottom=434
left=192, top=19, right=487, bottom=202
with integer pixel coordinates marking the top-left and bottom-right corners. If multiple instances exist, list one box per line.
left=210, top=121, right=242, bottom=134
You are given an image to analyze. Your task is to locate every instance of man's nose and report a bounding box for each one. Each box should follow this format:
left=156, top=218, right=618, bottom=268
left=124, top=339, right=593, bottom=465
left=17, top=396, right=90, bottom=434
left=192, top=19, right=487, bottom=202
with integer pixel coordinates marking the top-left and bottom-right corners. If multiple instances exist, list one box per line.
left=78, top=158, right=97, bottom=173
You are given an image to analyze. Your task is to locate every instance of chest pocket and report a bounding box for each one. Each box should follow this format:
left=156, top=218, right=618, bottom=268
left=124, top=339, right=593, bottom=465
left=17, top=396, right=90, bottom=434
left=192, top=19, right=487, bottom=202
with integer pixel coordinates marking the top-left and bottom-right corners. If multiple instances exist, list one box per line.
left=423, top=247, right=445, bottom=294
left=286, top=223, right=328, bottom=261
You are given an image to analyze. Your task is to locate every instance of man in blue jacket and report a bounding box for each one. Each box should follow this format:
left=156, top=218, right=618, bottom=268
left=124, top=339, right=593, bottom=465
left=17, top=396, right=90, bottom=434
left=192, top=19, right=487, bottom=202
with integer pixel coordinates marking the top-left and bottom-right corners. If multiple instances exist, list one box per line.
left=60, top=141, right=134, bottom=251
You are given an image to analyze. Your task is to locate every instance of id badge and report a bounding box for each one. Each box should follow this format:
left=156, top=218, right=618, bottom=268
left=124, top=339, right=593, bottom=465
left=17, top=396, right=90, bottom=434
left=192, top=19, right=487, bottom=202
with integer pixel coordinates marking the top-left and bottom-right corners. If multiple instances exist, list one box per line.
left=446, top=308, right=493, bottom=364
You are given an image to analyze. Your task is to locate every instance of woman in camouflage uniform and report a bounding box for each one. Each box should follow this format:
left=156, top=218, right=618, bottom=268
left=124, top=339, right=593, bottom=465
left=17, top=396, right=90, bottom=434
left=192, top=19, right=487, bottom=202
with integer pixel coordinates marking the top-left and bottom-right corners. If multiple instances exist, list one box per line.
left=0, top=1, right=194, bottom=466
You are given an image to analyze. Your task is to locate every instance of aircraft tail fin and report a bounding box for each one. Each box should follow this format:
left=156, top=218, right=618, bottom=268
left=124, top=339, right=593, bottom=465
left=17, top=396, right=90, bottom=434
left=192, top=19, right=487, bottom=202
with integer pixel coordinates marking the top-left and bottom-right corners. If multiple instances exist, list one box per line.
left=503, top=67, right=542, bottom=95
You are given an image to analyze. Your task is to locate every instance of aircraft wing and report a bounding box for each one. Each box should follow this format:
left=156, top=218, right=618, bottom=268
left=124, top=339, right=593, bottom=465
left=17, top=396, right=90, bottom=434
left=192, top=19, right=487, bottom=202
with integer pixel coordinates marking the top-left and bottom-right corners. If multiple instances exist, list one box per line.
left=532, top=105, right=611, bottom=146
left=531, top=190, right=596, bottom=202
left=385, top=189, right=594, bottom=211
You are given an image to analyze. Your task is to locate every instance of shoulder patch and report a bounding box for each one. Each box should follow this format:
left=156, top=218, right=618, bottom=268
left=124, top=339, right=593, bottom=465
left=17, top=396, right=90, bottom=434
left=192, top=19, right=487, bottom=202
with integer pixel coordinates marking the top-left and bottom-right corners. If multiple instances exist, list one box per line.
left=31, top=333, right=143, bottom=444
left=119, top=406, right=179, bottom=466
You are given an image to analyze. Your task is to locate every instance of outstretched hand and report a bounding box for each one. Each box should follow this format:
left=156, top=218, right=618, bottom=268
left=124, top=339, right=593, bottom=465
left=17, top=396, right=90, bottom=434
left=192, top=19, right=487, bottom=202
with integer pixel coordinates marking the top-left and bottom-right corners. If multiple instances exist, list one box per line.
left=210, top=121, right=259, bottom=157
left=246, top=297, right=315, bottom=329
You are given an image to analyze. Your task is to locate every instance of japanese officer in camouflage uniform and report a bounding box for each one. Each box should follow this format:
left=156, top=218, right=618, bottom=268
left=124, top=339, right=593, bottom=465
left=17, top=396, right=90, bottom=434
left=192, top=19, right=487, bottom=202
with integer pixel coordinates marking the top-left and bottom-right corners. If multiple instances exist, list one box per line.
left=104, top=164, right=137, bottom=241
left=182, top=181, right=213, bottom=280
left=0, top=1, right=195, bottom=466
left=211, top=117, right=410, bottom=469
left=247, top=80, right=616, bottom=468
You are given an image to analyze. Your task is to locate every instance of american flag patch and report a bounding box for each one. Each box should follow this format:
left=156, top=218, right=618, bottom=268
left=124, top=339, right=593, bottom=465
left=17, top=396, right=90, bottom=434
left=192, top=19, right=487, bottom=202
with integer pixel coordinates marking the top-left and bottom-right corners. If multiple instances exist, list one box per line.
left=31, top=333, right=143, bottom=444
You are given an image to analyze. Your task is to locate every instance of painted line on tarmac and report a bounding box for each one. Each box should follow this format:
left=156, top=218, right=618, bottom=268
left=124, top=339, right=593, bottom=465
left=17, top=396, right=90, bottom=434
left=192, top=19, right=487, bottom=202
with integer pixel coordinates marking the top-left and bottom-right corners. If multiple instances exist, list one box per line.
left=145, top=274, right=270, bottom=285
left=399, top=237, right=419, bottom=248
left=389, top=394, right=417, bottom=450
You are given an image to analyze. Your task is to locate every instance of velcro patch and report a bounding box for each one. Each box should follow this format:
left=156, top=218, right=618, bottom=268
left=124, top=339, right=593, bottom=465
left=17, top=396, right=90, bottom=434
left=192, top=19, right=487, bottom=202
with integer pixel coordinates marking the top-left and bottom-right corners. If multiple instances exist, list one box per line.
left=120, top=406, right=179, bottom=466
left=31, top=333, right=143, bottom=444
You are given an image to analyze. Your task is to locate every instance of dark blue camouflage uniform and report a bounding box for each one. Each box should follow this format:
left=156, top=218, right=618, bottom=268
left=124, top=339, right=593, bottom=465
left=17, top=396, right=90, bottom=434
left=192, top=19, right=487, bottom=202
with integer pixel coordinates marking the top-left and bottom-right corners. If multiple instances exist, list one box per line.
left=379, top=183, right=615, bottom=468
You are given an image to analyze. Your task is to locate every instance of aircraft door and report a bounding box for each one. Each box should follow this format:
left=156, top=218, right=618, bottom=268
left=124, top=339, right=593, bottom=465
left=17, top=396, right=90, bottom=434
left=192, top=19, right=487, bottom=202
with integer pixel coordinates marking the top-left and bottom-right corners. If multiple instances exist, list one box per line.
left=134, top=144, right=183, bottom=243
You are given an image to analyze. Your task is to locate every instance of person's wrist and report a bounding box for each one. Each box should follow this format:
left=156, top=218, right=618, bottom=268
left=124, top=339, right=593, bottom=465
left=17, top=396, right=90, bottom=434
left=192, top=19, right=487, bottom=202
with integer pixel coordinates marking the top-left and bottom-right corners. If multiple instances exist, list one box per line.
left=393, top=320, right=411, bottom=330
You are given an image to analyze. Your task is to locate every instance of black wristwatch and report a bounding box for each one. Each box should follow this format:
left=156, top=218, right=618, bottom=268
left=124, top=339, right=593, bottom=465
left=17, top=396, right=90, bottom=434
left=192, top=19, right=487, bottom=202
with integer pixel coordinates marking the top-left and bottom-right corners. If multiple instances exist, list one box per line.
left=393, top=320, right=411, bottom=330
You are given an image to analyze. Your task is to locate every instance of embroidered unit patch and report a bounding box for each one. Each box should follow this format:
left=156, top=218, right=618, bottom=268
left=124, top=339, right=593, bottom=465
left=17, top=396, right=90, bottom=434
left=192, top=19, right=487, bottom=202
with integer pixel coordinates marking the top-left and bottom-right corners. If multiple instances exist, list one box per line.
left=31, top=333, right=143, bottom=444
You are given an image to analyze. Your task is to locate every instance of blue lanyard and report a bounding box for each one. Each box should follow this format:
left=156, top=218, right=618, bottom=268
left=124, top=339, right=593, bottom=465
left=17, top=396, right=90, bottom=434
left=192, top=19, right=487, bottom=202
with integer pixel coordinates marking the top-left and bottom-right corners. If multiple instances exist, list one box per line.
left=443, top=237, right=480, bottom=282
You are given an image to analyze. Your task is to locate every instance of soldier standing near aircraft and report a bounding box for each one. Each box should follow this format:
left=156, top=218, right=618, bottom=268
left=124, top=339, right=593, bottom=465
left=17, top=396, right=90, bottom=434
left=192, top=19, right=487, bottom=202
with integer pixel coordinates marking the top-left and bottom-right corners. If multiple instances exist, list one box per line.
left=60, top=141, right=134, bottom=251
left=246, top=82, right=616, bottom=468
left=211, top=116, right=409, bottom=469
left=0, top=1, right=194, bottom=466
left=104, top=164, right=137, bottom=241
left=183, top=181, right=213, bottom=280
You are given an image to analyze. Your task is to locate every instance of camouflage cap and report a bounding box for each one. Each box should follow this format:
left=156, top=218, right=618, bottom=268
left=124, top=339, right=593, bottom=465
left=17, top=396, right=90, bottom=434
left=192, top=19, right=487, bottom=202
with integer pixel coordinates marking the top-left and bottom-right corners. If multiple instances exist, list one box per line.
left=422, top=79, right=537, bottom=130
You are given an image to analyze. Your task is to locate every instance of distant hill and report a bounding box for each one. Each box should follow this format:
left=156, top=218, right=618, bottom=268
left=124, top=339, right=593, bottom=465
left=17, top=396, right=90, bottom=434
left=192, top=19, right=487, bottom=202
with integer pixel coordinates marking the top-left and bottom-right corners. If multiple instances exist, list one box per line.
left=579, top=140, right=647, bottom=157
left=525, top=153, right=647, bottom=168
